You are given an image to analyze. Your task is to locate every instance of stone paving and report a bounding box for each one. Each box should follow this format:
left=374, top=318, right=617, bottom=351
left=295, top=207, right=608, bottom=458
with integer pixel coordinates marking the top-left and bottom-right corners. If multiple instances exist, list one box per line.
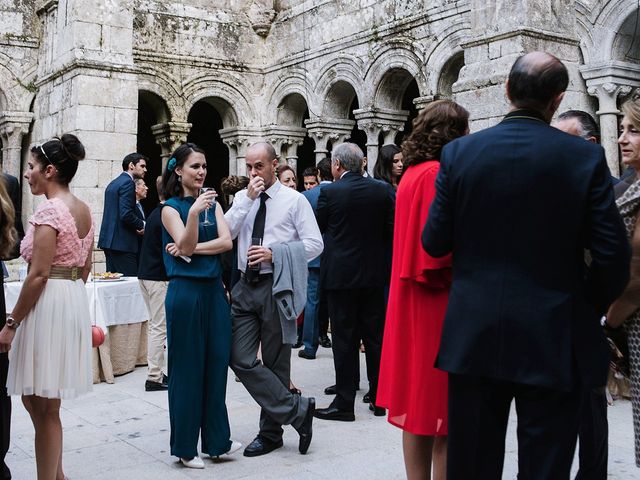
left=5, top=347, right=640, bottom=479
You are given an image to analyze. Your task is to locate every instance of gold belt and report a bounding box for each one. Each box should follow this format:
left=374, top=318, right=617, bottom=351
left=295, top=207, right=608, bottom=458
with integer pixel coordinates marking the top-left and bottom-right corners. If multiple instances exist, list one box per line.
left=48, top=266, right=82, bottom=281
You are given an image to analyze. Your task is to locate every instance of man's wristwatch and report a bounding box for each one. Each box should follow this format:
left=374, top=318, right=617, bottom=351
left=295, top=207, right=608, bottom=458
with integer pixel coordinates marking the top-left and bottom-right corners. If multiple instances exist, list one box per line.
left=5, top=316, right=20, bottom=330
left=601, top=315, right=616, bottom=329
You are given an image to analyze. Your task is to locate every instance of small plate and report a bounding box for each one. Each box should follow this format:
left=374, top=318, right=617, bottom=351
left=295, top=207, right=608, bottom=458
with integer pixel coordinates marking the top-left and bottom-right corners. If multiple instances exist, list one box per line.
left=93, top=277, right=125, bottom=282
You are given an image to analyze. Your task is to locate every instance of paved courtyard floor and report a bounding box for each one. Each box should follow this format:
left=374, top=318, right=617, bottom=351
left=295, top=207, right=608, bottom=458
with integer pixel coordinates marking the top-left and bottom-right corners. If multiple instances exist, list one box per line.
left=5, top=347, right=640, bottom=479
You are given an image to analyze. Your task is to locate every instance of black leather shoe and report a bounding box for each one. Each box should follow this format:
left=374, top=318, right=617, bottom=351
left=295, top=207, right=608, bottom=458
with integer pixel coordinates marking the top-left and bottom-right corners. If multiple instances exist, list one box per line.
left=243, top=435, right=283, bottom=457
left=293, top=338, right=303, bottom=349
left=324, top=384, right=336, bottom=395
left=314, top=406, right=355, bottom=422
left=363, top=391, right=371, bottom=403
left=369, top=403, right=386, bottom=417
left=294, top=397, right=315, bottom=454
left=298, top=350, right=316, bottom=360
left=319, top=335, right=332, bottom=348
left=145, top=380, right=168, bottom=391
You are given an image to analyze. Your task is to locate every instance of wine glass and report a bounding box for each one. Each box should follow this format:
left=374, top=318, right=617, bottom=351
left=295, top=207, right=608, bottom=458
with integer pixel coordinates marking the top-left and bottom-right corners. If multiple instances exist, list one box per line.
left=199, top=188, right=216, bottom=225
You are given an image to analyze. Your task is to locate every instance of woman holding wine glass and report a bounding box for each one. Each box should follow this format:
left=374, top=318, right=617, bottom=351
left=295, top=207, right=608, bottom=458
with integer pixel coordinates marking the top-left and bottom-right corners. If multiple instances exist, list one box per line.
left=160, top=142, right=240, bottom=469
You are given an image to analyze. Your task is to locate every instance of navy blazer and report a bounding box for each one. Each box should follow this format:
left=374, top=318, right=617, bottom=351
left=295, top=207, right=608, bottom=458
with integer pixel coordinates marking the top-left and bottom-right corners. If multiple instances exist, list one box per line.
left=423, top=110, right=630, bottom=390
left=98, top=172, right=144, bottom=254
left=302, top=181, right=330, bottom=269
left=316, top=172, right=394, bottom=289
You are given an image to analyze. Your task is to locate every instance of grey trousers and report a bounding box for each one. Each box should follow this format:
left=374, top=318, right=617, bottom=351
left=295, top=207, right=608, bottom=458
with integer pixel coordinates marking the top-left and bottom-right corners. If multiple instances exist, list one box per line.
left=230, top=275, right=309, bottom=442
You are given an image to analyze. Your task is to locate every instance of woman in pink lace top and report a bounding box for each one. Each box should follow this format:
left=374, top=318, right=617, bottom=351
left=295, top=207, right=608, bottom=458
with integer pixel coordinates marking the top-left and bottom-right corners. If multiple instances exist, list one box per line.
left=0, top=134, right=93, bottom=480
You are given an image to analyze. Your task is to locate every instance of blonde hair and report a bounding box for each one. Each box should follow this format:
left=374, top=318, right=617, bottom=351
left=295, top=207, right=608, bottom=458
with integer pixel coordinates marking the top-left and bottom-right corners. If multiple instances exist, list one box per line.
left=622, top=98, right=640, bottom=131
left=0, top=180, right=16, bottom=259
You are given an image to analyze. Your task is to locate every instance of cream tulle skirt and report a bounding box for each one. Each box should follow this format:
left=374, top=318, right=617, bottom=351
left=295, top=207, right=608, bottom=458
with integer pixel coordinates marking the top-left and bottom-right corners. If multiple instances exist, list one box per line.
left=7, top=278, right=92, bottom=399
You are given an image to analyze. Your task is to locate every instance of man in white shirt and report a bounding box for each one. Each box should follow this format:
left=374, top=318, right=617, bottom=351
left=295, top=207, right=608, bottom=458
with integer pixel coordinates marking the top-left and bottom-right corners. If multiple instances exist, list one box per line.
left=225, top=142, right=323, bottom=458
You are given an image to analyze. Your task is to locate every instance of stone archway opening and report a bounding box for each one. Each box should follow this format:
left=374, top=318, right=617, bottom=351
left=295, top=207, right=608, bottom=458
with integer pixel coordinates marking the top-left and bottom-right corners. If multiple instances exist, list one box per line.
left=137, top=91, right=169, bottom=212
left=187, top=99, right=230, bottom=192
left=347, top=97, right=367, bottom=156
left=395, top=78, right=420, bottom=146
left=438, top=52, right=464, bottom=99
left=275, top=93, right=314, bottom=189
left=613, top=9, right=640, bottom=62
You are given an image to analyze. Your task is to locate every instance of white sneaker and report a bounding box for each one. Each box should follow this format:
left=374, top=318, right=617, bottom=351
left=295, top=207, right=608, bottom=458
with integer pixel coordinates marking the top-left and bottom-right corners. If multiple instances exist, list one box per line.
left=213, top=440, right=243, bottom=458
left=180, top=456, right=205, bottom=469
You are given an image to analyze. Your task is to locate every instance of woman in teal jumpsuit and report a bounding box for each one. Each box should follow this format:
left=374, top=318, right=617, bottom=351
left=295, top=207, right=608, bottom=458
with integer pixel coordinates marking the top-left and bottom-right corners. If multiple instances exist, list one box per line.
left=160, top=142, right=239, bottom=469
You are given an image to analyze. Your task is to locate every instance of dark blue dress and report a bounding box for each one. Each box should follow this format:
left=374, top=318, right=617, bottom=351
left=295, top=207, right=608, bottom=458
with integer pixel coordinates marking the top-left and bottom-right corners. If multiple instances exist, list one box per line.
left=162, top=196, right=232, bottom=458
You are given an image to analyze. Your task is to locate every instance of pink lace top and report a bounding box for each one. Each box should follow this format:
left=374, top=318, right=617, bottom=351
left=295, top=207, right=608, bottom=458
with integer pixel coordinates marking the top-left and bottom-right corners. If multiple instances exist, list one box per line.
left=20, top=197, right=95, bottom=267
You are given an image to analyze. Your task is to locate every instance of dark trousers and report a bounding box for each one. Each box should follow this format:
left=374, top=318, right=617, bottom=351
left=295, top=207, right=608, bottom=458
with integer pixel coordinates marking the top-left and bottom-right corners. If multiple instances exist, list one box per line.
left=448, top=373, right=581, bottom=480
left=327, top=287, right=385, bottom=411
left=575, top=387, right=608, bottom=480
left=318, top=289, right=329, bottom=338
left=165, top=278, right=232, bottom=458
left=104, top=249, right=138, bottom=276
left=230, top=275, right=309, bottom=443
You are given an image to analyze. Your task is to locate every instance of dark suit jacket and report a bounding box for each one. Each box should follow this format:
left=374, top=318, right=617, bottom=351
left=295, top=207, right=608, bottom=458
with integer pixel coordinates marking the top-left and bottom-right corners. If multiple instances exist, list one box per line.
left=97, top=172, right=144, bottom=254
left=423, top=110, right=630, bottom=390
left=2, top=173, right=24, bottom=260
left=316, top=172, right=394, bottom=289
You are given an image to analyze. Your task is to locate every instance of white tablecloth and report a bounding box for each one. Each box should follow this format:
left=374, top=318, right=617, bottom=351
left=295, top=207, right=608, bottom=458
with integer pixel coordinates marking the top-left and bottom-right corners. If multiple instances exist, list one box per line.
left=4, top=277, right=149, bottom=332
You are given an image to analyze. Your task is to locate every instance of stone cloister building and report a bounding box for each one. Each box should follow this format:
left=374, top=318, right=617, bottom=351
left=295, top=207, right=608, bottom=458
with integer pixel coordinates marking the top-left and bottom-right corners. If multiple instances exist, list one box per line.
left=0, top=0, right=639, bottom=235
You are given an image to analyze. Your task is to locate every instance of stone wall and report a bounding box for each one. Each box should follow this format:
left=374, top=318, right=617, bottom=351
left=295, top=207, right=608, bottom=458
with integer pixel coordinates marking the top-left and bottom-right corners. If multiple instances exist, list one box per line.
left=0, top=0, right=638, bottom=271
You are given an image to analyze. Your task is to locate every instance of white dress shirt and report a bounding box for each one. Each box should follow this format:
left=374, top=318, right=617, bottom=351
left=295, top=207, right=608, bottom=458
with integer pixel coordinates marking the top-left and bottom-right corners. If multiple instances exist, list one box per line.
left=225, top=180, right=324, bottom=273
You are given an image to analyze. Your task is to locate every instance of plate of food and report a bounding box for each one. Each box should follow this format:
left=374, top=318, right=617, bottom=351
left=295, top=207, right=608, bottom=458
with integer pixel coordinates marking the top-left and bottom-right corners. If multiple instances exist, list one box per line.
left=93, top=272, right=124, bottom=282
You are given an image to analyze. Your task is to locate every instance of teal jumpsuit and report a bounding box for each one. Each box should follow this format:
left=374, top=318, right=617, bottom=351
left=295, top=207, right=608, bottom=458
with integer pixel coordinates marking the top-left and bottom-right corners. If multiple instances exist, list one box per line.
left=162, top=197, right=232, bottom=458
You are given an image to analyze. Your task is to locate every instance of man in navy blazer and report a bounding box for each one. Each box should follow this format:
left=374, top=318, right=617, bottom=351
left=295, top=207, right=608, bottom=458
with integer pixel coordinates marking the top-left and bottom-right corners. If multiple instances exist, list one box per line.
left=298, top=158, right=332, bottom=359
left=98, top=153, right=147, bottom=275
left=423, top=52, right=630, bottom=479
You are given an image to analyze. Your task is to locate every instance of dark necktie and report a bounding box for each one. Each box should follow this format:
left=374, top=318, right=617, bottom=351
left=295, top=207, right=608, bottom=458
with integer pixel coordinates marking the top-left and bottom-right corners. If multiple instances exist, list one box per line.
left=245, top=192, right=269, bottom=282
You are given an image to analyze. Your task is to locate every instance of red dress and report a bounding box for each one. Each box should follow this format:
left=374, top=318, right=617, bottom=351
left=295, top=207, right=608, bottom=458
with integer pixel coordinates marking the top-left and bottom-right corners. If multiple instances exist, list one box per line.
left=377, top=161, right=451, bottom=436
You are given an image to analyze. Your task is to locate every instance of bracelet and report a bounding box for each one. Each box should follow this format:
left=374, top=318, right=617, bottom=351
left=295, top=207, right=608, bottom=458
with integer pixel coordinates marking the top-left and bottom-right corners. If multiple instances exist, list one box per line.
left=5, top=316, right=20, bottom=330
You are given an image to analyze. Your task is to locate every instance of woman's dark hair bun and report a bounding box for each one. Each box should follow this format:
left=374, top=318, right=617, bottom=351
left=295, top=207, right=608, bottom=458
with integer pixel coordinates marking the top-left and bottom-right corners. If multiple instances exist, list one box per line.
left=59, top=133, right=86, bottom=162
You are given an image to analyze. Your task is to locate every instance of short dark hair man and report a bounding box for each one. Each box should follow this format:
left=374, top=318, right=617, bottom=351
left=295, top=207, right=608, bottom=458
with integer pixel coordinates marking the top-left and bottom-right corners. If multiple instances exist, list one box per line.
left=555, top=110, right=600, bottom=143
left=423, top=52, right=630, bottom=478
left=302, top=167, right=318, bottom=191
left=98, top=153, right=148, bottom=275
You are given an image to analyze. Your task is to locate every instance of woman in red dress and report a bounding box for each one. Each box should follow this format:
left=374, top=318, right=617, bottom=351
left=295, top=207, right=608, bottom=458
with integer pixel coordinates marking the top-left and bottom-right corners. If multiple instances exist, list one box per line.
left=377, top=100, right=469, bottom=480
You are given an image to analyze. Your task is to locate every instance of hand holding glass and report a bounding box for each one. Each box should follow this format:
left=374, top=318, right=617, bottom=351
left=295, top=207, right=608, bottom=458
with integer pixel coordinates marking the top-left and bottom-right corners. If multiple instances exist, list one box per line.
left=199, top=188, right=217, bottom=225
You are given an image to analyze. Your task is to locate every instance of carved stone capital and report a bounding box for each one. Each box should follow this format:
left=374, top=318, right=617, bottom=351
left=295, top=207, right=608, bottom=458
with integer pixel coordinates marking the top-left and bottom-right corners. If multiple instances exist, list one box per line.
left=305, top=117, right=355, bottom=150
left=354, top=108, right=408, bottom=144
left=248, top=2, right=276, bottom=38
left=151, top=122, right=192, bottom=159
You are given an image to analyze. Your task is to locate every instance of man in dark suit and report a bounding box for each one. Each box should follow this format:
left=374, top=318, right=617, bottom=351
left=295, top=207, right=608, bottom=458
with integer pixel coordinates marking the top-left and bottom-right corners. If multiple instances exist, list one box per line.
left=423, top=52, right=630, bottom=479
left=554, top=110, right=609, bottom=480
left=314, top=142, right=394, bottom=421
left=0, top=173, right=23, bottom=480
left=98, top=153, right=147, bottom=275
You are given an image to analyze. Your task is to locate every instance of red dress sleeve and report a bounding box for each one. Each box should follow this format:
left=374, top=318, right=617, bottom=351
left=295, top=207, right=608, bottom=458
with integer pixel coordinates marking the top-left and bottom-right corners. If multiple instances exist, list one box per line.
left=397, top=162, right=452, bottom=287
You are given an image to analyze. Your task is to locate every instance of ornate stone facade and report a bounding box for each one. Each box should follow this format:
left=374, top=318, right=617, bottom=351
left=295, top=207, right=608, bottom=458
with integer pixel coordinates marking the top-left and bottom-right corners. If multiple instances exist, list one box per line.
left=0, top=0, right=639, bottom=231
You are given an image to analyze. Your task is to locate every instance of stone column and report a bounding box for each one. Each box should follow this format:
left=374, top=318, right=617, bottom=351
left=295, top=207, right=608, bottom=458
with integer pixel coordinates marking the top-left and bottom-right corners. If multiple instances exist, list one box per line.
left=354, top=108, right=408, bottom=174
left=264, top=125, right=307, bottom=172
left=151, top=121, right=192, bottom=169
left=455, top=0, right=583, bottom=130
left=586, top=83, right=632, bottom=177
left=220, top=127, right=263, bottom=177
left=0, top=112, right=33, bottom=178
left=305, top=118, right=355, bottom=164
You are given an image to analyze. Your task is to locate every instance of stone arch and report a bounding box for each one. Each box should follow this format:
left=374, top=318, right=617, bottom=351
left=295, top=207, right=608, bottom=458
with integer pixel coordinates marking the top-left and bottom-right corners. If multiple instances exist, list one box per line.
left=0, top=56, right=32, bottom=112
left=137, top=67, right=186, bottom=121
left=365, top=41, right=427, bottom=108
left=321, top=80, right=359, bottom=118
left=578, top=0, right=640, bottom=63
left=612, top=9, right=640, bottom=62
left=184, top=74, right=256, bottom=127
left=424, top=22, right=469, bottom=97
left=265, top=70, right=316, bottom=122
left=138, top=90, right=171, bottom=124
left=314, top=55, right=364, bottom=111
left=437, top=51, right=465, bottom=98
left=276, top=93, right=309, bottom=127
